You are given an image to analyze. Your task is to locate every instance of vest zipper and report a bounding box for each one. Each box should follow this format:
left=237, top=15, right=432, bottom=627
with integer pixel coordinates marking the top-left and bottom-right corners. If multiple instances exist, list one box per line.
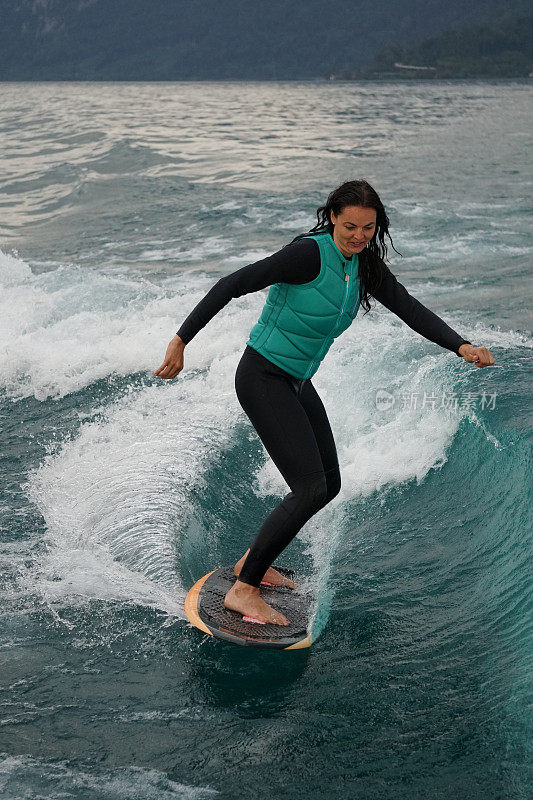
left=304, top=272, right=351, bottom=379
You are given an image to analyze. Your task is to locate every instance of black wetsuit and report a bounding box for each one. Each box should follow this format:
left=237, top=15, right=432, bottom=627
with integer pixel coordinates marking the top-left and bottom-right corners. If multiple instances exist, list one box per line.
left=177, top=238, right=470, bottom=587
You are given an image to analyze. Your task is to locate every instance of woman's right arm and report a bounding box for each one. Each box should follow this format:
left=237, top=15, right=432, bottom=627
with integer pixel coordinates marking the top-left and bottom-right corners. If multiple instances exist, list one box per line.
left=154, top=239, right=319, bottom=380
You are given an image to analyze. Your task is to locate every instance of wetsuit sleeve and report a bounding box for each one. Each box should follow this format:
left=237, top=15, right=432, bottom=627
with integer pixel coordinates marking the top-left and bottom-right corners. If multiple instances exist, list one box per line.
left=176, top=238, right=320, bottom=344
left=370, top=262, right=471, bottom=355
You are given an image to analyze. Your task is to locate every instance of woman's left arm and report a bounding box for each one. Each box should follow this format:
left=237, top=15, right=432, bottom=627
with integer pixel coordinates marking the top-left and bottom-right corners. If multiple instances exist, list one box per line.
left=371, top=262, right=495, bottom=368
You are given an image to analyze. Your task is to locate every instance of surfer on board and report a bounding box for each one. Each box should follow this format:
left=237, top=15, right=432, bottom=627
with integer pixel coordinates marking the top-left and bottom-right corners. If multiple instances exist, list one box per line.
left=155, top=180, right=495, bottom=626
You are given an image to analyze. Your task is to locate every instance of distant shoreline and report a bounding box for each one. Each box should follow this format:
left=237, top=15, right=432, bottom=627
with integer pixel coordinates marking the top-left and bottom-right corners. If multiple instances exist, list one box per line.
left=0, top=77, right=531, bottom=84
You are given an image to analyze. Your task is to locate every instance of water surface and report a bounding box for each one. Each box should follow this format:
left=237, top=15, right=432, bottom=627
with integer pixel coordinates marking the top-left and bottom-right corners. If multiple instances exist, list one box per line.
left=0, top=80, right=531, bottom=799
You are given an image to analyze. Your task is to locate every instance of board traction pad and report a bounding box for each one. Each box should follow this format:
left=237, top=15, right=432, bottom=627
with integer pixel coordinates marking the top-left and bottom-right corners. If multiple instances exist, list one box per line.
left=187, top=565, right=312, bottom=649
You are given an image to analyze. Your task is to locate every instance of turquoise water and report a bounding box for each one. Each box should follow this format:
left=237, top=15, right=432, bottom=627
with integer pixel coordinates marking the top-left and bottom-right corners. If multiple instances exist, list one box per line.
left=0, top=81, right=532, bottom=799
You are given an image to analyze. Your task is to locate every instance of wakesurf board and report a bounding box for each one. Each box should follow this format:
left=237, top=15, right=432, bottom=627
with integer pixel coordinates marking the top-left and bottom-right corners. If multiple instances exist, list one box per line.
left=184, top=565, right=312, bottom=649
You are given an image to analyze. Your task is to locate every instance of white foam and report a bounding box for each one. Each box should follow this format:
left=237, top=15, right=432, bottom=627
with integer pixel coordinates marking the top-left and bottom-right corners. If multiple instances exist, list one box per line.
left=251, top=303, right=531, bottom=636
left=138, top=236, right=232, bottom=262
left=0, top=250, right=34, bottom=285
left=254, top=312, right=462, bottom=503
left=0, top=753, right=217, bottom=799
left=408, top=279, right=472, bottom=293
left=389, top=198, right=429, bottom=217
left=200, top=199, right=242, bottom=211
left=10, top=249, right=530, bottom=624
left=0, top=250, right=227, bottom=400
left=222, top=249, right=272, bottom=266
left=396, top=229, right=532, bottom=261
left=277, top=211, right=315, bottom=230
left=26, top=345, right=246, bottom=616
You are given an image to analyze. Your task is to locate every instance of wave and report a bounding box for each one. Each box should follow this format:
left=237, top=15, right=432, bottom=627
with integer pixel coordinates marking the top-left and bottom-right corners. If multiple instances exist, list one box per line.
left=4, top=249, right=529, bottom=643
left=0, top=250, right=223, bottom=400
left=138, top=236, right=233, bottom=263
left=25, top=351, right=244, bottom=616
left=0, top=753, right=217, bottom=799
left=2, top=248, right=530, bottom=402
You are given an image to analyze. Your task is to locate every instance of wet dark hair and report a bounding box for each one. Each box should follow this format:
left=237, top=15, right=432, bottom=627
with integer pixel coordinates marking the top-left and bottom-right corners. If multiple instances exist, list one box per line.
left=292, top=180, right=401, bottom=313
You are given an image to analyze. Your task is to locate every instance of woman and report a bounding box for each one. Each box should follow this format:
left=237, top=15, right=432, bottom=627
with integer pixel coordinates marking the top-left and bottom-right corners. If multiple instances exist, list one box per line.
left=155, top=180, right=495, bottom=626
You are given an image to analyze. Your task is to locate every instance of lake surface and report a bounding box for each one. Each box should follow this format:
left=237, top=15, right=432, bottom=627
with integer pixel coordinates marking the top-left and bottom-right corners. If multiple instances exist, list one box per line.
left=0, top=80, right=531, bottom=799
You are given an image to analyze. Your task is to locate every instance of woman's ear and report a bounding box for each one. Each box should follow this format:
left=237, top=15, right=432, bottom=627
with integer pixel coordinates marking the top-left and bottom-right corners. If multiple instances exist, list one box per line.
left=330, top=210, right=336, bottom=226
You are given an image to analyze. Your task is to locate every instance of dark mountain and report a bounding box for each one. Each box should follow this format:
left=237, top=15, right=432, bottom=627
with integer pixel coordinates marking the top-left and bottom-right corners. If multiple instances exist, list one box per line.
left=0, top=0, right=531, bottom=80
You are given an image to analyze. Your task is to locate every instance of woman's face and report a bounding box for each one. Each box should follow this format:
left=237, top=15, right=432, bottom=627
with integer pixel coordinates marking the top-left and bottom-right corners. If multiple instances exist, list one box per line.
left=330, top=205, right=377, bottom=258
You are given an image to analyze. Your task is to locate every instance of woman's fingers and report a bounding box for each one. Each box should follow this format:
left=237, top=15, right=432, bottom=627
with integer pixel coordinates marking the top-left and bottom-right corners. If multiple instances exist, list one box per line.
left=460, top=344, right=495, bottom=368
left=154, top=361, right=170, bottom=377
left=154, top=336, right=185, bottom=379
left=473, top=347, right=495, bottom=368
left=154, top=360, right=182, bottom=379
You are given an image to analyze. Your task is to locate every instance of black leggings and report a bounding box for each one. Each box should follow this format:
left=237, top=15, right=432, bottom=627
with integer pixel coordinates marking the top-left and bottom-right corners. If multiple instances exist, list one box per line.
left=235, top=345, right=341, bottom=587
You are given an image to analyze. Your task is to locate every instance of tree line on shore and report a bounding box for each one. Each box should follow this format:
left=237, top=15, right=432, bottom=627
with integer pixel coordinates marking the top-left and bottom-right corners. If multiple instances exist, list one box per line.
left=330, top=18, right=533, bottom=80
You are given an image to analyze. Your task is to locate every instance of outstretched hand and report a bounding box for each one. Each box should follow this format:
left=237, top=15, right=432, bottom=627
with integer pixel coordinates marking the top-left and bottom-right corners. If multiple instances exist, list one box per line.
left=458, top=343, right=495, bottom=368
left=154, top=335, right=185, bottom=380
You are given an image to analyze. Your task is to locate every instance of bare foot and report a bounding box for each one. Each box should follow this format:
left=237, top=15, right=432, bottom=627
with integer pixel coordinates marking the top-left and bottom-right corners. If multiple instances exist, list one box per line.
left=224, top=580, right=290, bottom=626
left=234, top=549, right=295, bottom=589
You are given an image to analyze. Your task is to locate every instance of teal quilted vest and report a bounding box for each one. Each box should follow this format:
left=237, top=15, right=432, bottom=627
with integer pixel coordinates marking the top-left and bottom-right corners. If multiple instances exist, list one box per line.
left=247, top=232, right=361, bottom=379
